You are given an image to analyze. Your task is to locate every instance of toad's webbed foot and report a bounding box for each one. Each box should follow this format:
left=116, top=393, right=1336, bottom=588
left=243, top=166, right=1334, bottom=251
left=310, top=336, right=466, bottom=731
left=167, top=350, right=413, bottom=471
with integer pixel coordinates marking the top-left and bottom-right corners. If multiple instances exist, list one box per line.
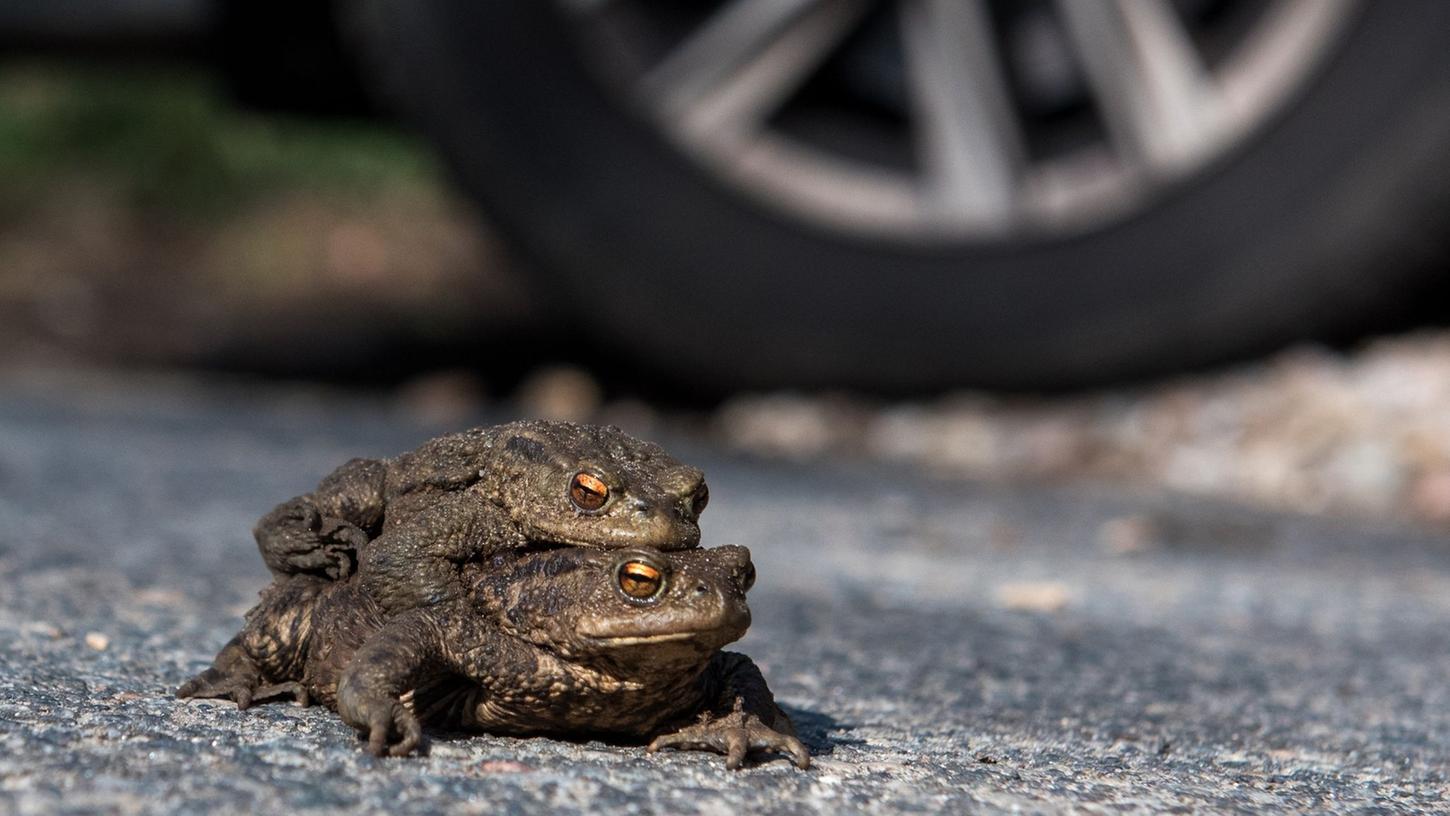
left=338, top=684, right=425, bottom=758
left=177, top=665, right=258, bottom=709
left=360, top=699, right=425, bottom=758
left=647, top=698, right=810, bottom=770
left=177, top=668, right=309, bottom=710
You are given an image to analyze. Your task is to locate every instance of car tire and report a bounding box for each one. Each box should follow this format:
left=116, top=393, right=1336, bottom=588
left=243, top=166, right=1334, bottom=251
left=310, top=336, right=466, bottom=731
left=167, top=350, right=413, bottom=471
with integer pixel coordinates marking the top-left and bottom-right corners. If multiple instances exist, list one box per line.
left=346, top=0, right=1450, bottom=392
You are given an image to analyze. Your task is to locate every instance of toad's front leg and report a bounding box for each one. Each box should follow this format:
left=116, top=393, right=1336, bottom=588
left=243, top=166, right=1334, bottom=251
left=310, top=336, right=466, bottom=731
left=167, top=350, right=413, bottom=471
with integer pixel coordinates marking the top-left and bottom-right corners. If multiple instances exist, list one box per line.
left=335, top=610, right=447, bottom=757
left=647, top=651, right=809, bottom=770
left=253, top=457, right=386, bottom=581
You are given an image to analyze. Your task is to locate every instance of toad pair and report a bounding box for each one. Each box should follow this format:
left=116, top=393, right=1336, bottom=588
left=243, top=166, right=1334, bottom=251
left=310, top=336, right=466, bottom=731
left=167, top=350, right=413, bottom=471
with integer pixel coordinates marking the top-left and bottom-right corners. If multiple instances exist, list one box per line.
left=178, top=421, right=808, bottom=770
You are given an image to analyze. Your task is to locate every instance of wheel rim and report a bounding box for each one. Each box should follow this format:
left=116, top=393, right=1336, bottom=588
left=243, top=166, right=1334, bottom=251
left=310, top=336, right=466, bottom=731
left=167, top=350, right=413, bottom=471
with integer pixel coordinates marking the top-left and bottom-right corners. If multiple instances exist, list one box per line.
left=557, top=0, right=1361, bottom=243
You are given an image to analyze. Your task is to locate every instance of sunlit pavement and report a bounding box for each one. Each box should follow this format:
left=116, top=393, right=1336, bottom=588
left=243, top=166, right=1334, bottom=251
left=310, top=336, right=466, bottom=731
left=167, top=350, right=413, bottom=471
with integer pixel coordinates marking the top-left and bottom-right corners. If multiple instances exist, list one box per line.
left=1, top=372, right=1446, bottom=813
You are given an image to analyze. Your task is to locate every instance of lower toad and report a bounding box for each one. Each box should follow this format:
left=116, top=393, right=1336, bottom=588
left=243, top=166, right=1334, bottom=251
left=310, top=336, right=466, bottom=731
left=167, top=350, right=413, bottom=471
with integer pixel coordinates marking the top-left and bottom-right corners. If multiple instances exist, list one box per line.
left=179, top=545, right=807, bottom=770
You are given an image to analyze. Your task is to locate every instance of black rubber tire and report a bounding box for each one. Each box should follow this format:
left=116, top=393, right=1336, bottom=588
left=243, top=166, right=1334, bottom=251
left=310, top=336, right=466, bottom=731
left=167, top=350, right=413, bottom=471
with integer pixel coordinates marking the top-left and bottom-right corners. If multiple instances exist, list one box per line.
left=348, top=1, right=1450, bottom=392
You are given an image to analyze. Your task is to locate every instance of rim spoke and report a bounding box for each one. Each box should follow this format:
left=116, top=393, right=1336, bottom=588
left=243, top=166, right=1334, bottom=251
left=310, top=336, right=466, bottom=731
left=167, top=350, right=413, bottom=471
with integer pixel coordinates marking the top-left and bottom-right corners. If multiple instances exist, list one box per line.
left=1055, top=0, right=1222, bottom=173
left=566, top=0, right=1356, bottom=238
left=900, top=0, right=1025, bottom=229
left=639, top=0, right=872, bottom=141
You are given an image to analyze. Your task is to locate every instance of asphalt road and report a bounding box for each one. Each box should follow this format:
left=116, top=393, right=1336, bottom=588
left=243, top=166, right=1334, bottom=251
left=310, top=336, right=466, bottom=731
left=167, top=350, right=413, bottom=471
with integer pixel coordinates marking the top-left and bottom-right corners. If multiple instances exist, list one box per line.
left=2, top=372, right=1448, bottom=814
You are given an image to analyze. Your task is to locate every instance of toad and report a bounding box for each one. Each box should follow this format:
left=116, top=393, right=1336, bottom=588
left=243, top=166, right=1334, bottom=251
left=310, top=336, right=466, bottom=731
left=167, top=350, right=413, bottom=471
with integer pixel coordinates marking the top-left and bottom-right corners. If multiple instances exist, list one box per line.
left=252, top=420, right=710, bottom=614
left=179, top=545, right=808, bottom=770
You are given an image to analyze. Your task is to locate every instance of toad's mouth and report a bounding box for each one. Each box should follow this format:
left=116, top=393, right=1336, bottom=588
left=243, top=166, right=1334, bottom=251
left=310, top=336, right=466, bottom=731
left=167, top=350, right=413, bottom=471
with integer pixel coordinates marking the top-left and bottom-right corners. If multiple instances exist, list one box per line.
left=578, top=607, right=749, bottom=647
left=587, top=632, right=701, bottom=647
left=521, top=521, right=702, bottom=553
left=578, top=621, right=721, bottom=644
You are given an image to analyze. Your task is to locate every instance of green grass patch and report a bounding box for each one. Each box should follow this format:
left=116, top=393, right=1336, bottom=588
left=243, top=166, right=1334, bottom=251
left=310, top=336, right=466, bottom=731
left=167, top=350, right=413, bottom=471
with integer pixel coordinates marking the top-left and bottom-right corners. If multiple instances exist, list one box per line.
left=0, top=60, right=438, bottom=219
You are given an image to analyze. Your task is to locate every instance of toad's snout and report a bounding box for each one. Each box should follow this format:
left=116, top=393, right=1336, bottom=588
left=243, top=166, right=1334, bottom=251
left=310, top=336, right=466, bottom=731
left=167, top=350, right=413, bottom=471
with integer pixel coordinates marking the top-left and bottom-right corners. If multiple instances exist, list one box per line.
left=629, top=501, right=702, bottom=550
left=703, top=545, right=755, bottom=597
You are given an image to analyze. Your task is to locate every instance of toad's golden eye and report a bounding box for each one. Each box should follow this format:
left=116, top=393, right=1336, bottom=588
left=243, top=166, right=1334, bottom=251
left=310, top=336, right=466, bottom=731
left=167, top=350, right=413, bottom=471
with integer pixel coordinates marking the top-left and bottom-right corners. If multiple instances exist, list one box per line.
left=570, top=472, right=609, bottom=511
left=618, top=561, right=664, bottom=599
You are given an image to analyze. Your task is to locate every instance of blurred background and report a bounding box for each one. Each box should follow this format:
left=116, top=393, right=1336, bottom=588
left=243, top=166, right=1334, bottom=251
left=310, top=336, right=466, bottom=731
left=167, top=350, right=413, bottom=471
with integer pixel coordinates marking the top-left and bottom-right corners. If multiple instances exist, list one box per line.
left=5, top=0, right=1450, bottom=528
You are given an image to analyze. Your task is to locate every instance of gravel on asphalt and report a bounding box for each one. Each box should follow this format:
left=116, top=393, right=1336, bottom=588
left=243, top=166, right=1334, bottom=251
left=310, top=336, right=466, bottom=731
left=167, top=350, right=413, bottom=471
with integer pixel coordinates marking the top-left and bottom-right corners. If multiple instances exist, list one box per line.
left=2, top=370, right=1448, bottom=814
left=715, top=333, right=1450, bottom=529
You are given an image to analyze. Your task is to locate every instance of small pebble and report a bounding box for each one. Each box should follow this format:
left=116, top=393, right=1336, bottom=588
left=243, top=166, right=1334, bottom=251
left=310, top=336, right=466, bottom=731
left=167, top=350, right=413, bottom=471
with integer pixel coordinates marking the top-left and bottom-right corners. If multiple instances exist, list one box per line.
left=84, top=632, right=110, bottom=651
left=995, top=582, right=1071, bottom=613
left=475, top=760, right=532, bottom=774
left=1098, top=515, right=1157, bottom=556
left=21, top=621, right=63, bottom=639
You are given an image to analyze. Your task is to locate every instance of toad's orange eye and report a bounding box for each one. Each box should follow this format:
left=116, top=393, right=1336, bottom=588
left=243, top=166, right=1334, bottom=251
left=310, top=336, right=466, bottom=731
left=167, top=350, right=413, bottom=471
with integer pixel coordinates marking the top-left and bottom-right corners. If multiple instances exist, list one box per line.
left=570, top=472, right=609, bottom=511
left=618, top=561, right=664, bottom=599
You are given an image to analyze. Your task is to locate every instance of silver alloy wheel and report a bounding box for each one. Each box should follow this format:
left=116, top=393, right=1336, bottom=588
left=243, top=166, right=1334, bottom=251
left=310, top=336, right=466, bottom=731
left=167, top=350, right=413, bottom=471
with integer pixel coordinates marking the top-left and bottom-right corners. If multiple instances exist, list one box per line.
left=558, top=0, right=1360, bottom=242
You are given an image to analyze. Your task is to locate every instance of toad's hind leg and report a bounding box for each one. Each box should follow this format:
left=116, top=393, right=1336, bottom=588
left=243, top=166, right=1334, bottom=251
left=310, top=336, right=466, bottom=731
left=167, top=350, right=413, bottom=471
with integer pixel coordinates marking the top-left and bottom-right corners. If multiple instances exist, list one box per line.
left=177, top=636, right=267, bottom=709
left=177, top=639, right=310, bottom=708
left=177, top=577, right=323, bottom=709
